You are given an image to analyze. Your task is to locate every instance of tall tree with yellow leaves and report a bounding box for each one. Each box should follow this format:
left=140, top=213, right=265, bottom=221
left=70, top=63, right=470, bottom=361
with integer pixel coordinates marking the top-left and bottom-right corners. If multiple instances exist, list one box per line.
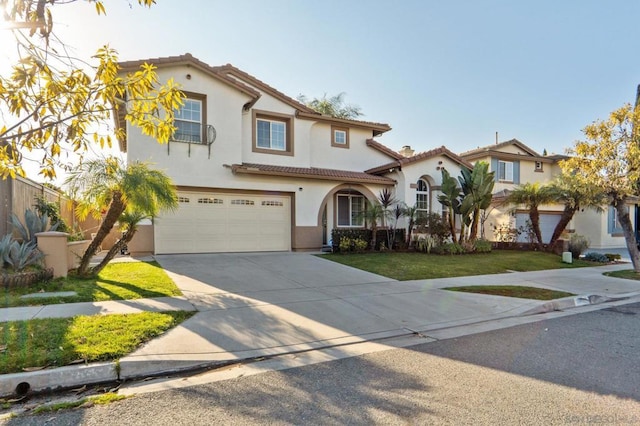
left=0, top=0, right=184, bottom=179
left=561, top=104, right=640, bottom=271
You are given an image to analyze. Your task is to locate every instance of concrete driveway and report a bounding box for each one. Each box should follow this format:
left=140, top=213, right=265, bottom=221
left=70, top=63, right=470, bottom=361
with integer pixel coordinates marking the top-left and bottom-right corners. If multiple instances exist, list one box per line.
left=118, top=252, right=563, bottom=377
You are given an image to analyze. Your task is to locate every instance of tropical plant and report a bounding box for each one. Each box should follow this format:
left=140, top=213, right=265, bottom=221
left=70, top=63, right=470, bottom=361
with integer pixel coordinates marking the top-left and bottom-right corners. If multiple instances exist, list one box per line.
left=0, top=1, right=184, bottom=179
left=402, top=204, right=419, bottom=246
left=507, top=182, right=555, bottom=250
left=561, top=103, right=640, bottom=271
left=458, top=162, right=495, bottom=242
left=437, top=169, right=462, bottom=243
left=34, top=196, right=70, bottom=233
left=357, top=201, right=387, bottom=250
left=297, top=92, right=363, bottom=119
left=10, top=208, right=59, bottom=244
left=546, top=174, right=606, bottom=248
left=0, top=234, right=14, bottom=270
left=65, top=157, right=178, bottom=276
left=4, top=240, right=44, bottom=272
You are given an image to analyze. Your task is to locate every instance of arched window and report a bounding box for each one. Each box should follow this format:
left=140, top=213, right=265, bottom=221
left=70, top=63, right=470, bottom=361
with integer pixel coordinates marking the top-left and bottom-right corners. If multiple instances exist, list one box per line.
left=416, top=178, right=430, bottom=217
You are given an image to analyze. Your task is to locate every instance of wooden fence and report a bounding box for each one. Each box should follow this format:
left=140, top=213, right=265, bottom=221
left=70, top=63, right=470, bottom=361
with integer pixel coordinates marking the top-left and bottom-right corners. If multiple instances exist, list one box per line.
left=0, top=176, right=75, bottom=236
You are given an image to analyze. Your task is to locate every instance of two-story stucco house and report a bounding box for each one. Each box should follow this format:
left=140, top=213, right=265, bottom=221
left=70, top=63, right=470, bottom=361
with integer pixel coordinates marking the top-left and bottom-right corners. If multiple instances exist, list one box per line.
left=117, top=54, right=470, bottom=254
left=460, top=139, right=637, bottom=248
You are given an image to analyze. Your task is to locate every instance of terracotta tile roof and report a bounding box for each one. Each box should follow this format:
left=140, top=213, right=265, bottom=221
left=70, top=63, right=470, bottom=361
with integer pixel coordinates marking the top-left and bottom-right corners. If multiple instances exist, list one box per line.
left=231, top=163, right=396, bottom=185
left=365, top=139, right=405, bottom=160
left=214, top=64, right=317, bottom=114
left=459, top=138, right=541, bottom=159
left=365, top=145, right=473, bottom=175
left=116, top=53, right=393, bottom=150
left=117, top=53, right=262, bottom=100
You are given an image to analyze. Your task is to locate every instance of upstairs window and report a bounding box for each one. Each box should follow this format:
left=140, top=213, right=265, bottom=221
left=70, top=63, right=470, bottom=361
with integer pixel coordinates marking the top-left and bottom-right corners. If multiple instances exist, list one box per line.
left=498, top=160, right=514, bottom=182
left=535, top=161, right=543, bottom=172
left=331, top=125, right=349, bottom=148
left=174, top=93, right=206, bottom=143
left=253, top=110, right=293, bottom=155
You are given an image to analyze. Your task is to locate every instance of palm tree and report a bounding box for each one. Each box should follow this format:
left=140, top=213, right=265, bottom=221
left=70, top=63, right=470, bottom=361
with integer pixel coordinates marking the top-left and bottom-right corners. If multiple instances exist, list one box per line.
left=66, top=157, right=178, bottom=276
left=547, top=175, right=606, bottom=248
left=297, top=92, right=363, bottom=119
left=437, top=169, right=462, bottom=244
left=458, top=162, right=495, bottom=242
left=402, top=203, right=419, bottom=246
left=358, top=200, right=387, bottom=250
left=508, top=182, right=555, bottom=250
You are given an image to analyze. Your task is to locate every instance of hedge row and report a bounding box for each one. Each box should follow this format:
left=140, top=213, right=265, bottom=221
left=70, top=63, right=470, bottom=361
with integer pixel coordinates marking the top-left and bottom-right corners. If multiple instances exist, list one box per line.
left=331, top=228, right=406, bottom=252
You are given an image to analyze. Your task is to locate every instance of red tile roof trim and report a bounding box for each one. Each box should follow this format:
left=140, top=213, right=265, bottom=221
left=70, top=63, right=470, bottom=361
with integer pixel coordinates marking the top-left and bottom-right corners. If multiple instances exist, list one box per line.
left=366, top=145, right=473, bottom=174
left=231, top=163, right=396, bottom=185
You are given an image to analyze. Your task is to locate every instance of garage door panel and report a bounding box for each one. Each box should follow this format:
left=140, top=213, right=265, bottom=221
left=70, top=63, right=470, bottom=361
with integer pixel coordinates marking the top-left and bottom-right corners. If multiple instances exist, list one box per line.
left=515, top=213, right=561, bottom=244
left=155, top=192, right=291, bottom=254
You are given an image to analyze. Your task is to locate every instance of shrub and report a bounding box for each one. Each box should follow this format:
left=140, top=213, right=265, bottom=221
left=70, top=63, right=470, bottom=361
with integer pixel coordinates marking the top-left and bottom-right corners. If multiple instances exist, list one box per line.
left=441, top=242, right=465, bottom=255
left=583, top=252, right=609, bottom=263
left=375, top=229, right=406, bottom=250
left=353, top=238, right=368, bottom=252
left=34, top=196, right=69, bottom=233
left=568, top=234, right=590, bottom=258
left=604, top=253, right=622, bottom=262
left=492, top=222, right=521, bottom=243
left=415, top=212, right=450, bottom=243
left=474, top=239, right=492, bottom=253
left=416, top=235, right=438, bottom=253
left=338, top=237, right=369, bottom=253
left=332, top=229, right=371, bottom=252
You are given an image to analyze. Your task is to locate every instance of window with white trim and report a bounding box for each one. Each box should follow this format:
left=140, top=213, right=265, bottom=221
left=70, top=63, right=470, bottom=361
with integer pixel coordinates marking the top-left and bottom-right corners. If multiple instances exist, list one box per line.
left=257, top=118, right=286, bottom=151
left=174, top=98, right=203, bottom=143
left=416, top=179, right=430, bottom=217
left=337, top=194, right=364, bottom=227
left=498, top=160, right=514, bottom=182
left=331, top=125, right=349, bottom=148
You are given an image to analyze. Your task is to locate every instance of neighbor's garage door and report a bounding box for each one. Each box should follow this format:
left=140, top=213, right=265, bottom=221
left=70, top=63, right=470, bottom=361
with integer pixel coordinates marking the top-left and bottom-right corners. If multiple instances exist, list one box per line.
left=515, top=212, right=561, bottom=244
left=154, top=192, right=291, bottom=254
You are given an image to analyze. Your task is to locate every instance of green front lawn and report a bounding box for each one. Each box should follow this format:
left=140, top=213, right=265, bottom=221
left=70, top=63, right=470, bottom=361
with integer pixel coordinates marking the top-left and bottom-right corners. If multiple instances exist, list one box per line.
left=445, top=285, right=575, bottom=300
left=2, top=261, right=181, bottom=308
left=0, top=311, right=193, bottom=375
left=321, top=251, right=593, bottom=281
left=603, top=269, right=640, bottom=280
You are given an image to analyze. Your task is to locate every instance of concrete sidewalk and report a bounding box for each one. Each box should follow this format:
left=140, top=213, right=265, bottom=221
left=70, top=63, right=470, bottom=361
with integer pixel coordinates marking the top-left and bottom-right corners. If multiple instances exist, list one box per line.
left=2, top=253, right=640, bottom=397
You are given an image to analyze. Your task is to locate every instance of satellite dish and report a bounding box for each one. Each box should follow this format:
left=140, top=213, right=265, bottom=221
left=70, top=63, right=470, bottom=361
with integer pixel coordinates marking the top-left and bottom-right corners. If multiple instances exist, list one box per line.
left=206, top=125, right=217, bottom=144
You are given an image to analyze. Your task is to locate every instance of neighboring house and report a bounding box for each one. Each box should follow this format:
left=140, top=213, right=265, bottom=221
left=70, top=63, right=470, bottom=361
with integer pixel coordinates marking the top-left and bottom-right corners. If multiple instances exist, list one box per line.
left=459, top=139, right=637, bottom=249
left=117, top=54, right=468, bottom=254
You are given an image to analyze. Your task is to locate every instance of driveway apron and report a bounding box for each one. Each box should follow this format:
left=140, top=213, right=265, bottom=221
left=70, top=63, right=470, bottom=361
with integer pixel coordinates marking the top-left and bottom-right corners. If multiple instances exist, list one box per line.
left=118, top=253, right=636, bottom=378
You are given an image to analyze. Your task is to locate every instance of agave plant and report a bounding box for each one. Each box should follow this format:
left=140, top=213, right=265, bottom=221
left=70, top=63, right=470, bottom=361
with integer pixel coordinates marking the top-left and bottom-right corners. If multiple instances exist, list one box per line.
left=0, top=234, right=14, bottom=270
left=10, top=208, right=59, bottom=244
left=4, top=240, right=45, bottom=272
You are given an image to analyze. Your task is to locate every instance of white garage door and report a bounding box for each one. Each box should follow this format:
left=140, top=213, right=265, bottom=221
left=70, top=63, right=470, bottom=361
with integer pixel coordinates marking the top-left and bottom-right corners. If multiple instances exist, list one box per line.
left=154, top=192, right=291, bottom=254
left=515, top=212, right=561, bottom=244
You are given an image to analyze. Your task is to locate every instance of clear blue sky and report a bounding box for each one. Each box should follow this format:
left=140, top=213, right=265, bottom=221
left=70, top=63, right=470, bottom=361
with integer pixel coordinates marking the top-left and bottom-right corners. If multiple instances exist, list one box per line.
left=32, top=0, right=640, bottom=157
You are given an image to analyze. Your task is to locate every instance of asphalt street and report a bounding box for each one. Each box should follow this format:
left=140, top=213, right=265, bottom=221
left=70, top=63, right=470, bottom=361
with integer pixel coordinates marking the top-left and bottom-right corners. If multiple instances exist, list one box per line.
left=4, top=303, right=640, bottom=425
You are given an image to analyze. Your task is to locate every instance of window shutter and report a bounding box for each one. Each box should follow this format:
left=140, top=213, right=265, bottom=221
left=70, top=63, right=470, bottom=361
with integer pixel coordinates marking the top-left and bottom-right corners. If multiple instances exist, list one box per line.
left=491, top=158, right=498, bottom=182
left=513, top=161, right=520, bottom=184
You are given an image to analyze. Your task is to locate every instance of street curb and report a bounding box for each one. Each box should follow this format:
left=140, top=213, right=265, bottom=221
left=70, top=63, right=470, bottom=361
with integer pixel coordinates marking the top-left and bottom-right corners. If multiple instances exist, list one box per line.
left=520, top=294, right=628, bottom=316
left=1, top=294, right=638, bottom=399
left=0, top=362, right=117, bottom=397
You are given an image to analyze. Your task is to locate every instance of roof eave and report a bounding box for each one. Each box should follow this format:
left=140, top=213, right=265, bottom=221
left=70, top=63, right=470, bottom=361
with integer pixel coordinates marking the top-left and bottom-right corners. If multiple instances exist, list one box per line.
left=297, top=112, right=392, bottom=134
left=231, top=165, right=396, bottom=185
